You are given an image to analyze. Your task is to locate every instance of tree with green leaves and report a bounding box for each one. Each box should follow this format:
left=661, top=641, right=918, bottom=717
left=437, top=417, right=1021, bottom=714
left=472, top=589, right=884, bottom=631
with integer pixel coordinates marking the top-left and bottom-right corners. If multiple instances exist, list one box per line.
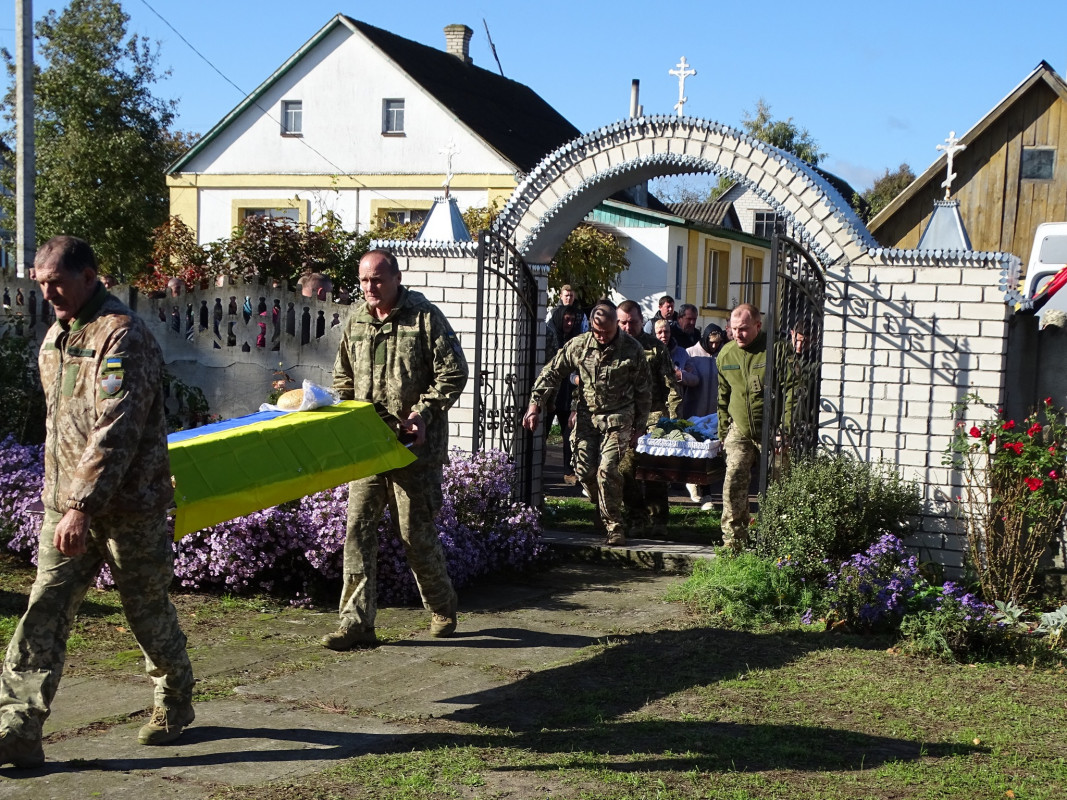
left=863, top=163, right=916, bottom=219
left=1, top=0, right=184, bottom=280
left=741, top=99, right=825, bottom=165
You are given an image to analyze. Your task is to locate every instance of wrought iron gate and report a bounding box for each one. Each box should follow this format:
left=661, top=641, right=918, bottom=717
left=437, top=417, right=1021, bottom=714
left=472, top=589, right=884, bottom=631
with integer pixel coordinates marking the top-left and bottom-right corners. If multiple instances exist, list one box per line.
left=757, top=228, right=826, bottom=495
left=472, top=231, right=539, bottom=503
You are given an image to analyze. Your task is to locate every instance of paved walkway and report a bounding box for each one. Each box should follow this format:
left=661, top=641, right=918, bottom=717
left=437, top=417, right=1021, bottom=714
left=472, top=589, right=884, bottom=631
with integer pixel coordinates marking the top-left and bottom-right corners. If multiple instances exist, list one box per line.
left=0, top=547, right=707, bottom=798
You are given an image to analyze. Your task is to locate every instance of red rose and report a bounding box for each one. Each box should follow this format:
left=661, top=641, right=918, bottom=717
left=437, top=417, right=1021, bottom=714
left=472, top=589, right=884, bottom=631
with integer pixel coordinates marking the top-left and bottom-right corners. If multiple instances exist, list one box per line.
left=1004, top=442, right=1024, bottom=455
left=1028, top=423, right=1043, bottom=437
left=1045, top=397, right=1054, bottom=406
left=1025, top=477, right=1044, bottom=491
left=1050, top=470, right=1060, bottom=480
left=1002, top=420, right=1016, bottom=431
left=969, top=426, right=982, bottom=438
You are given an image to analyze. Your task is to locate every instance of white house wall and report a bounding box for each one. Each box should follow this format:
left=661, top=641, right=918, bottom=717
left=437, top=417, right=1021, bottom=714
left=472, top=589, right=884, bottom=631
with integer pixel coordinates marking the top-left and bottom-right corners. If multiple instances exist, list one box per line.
left=610, top=226, right=670, bottom=317
left=182, top=27, right=513, bottom=177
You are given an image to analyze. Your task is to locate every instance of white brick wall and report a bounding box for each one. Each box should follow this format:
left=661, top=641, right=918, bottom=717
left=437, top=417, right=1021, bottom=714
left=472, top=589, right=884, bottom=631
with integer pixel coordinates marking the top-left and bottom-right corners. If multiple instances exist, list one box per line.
left=820, top=255, right=1013, bottom=574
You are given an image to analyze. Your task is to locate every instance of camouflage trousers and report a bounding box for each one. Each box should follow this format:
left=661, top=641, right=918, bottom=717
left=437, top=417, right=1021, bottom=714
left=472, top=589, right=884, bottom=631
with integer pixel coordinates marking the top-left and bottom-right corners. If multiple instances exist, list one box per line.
left=619, top=449, right=669, bottom=533
left=573, top=414, right=632, bottom=534
left=720, top=429, right=762, bottom=550
left=0, top=508, right=194, bottom=741
left=339, top=460, right=456, bottom=632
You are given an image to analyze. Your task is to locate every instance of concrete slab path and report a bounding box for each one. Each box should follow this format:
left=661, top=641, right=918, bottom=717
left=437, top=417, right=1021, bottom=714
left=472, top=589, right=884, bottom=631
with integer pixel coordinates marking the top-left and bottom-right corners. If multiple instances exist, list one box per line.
left=0, top=550, right=706, bottom=799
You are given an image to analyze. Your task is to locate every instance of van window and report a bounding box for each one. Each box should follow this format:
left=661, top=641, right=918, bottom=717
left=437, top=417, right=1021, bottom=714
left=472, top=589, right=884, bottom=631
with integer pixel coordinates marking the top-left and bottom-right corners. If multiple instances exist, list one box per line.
left=1037, top=234, right=1067, bottom=265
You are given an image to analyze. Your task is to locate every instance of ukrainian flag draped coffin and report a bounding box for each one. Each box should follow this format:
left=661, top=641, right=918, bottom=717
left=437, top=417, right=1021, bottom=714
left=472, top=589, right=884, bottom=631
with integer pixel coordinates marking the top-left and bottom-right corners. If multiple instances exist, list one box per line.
left=167, top=400, right=415, bottom=539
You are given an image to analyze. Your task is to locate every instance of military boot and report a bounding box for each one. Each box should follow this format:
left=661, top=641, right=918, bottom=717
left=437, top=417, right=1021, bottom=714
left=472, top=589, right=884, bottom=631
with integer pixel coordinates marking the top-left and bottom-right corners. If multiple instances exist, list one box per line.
left=138, top=703, right=195, bottom=746
left=321, top=626, right=378, bottom=651
left=0, top=731, right=44, bottom=768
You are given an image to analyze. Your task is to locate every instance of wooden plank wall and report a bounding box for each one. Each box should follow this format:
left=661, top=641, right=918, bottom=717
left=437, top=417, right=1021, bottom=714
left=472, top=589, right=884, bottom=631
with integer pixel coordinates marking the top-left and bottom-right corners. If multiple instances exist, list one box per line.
left=874, top=82, right=1067, bottom=266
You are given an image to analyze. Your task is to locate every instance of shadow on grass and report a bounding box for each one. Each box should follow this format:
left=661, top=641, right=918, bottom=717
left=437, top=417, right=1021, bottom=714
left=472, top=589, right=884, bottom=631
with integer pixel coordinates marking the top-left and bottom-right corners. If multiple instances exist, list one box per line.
left=420, top=625, right=980, bottom=771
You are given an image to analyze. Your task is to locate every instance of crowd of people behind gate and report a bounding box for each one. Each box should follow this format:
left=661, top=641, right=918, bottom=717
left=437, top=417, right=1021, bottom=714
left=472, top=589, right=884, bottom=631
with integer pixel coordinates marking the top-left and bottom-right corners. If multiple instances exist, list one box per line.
left=527, top=289, right=820, bottom=553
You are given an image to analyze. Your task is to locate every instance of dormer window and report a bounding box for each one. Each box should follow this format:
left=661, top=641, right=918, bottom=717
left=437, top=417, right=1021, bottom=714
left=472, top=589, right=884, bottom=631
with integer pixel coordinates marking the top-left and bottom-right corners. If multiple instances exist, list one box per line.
left=383, top=99, right=405, bottom=135
left=281, top=100, right=302, bottom=136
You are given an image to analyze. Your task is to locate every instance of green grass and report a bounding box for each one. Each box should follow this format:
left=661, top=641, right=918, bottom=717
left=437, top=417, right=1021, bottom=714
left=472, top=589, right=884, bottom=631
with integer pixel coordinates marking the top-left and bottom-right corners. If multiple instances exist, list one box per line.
left=3, top=550, right=1066, bottom=800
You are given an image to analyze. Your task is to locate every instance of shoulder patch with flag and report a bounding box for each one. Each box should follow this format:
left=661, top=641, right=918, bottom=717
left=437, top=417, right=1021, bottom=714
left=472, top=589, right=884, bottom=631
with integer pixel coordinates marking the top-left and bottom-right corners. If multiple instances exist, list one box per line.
left=100, top=357, right=124, bottom=397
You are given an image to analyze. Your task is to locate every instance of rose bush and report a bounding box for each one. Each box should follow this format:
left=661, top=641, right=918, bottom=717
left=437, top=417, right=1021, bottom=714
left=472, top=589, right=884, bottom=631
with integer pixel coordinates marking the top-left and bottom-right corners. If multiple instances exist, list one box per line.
left=945, top=394, right=1067, bottom=603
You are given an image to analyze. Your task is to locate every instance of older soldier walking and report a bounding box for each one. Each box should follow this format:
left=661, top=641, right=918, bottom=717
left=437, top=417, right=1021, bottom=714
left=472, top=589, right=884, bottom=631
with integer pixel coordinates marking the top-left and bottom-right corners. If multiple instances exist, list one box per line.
left=524, top=301, right=652, bottom=546
left=716, top=303, right=767, bottom=553
left=0, top=236, right=195, bottom=768
left=323, top=249, right=468, bottom=651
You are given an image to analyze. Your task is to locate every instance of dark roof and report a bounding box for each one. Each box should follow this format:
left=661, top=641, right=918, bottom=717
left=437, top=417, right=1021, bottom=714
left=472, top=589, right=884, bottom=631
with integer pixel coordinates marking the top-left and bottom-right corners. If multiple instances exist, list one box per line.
left=667, top=201, right=740, bottom=229
left=170, top=16, right=581, bottom=176
left=350, top=19, right=580, bottom=173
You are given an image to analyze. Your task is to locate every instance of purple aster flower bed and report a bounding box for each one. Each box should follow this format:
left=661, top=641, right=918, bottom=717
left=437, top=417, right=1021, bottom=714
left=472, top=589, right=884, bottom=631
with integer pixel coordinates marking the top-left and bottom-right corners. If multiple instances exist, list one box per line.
left=0, top=439, right=545, bottom=606
left=825, top=533, right=922, bottom=630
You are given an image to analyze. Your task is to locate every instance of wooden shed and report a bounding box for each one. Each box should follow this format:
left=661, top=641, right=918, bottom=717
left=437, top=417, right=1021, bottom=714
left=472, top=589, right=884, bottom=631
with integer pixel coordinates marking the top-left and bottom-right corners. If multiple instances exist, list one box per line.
left=868, top=60, right=1067, bottom=267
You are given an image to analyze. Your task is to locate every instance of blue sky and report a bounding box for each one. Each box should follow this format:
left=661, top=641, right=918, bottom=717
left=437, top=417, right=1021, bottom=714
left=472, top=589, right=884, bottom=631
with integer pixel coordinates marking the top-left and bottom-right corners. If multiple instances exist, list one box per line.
left=2, top=0, right=1066, bottom=191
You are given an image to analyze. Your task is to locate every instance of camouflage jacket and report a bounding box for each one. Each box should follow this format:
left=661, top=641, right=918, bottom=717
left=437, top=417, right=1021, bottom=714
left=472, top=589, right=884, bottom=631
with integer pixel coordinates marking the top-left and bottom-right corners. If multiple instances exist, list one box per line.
left=332, top=286, right=468, bottom=464
left=39, top=284, right=173, bottom=517
left=634, top=330, right=681, bottom=424
left=531, top=329, right=652, bottom=432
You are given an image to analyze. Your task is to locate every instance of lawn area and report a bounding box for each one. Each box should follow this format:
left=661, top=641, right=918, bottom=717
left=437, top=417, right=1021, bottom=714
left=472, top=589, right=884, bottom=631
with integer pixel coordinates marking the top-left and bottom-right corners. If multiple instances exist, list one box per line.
left=2, top=551, right=1064, bottom=799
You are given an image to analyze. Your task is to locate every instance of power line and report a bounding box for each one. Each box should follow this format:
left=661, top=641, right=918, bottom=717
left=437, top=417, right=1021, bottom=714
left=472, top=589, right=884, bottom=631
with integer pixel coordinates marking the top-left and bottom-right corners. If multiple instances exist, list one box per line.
left=137, top=0, right=415, bottom=219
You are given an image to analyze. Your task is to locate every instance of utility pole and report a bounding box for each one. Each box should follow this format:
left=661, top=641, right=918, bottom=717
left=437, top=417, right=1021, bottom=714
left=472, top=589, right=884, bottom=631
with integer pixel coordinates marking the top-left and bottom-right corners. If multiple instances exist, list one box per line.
left=16, top=0, right=34, bottom=278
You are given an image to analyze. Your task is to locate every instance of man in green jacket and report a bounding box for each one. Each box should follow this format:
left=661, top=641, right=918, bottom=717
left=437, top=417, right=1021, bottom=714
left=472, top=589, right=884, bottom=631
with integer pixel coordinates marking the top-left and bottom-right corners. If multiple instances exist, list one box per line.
left=716, top=303, right=767, bottom=552
left=324, top=249, right=469, bottom=651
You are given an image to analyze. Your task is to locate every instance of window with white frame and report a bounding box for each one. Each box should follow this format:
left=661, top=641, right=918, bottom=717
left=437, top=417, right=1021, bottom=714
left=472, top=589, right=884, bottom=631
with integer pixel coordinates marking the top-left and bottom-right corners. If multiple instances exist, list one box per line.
left=754, top=210, right=777, bottom=239
left=281, top=100, right=302, bottom=136
left=382, top=99, right=405, bottom=134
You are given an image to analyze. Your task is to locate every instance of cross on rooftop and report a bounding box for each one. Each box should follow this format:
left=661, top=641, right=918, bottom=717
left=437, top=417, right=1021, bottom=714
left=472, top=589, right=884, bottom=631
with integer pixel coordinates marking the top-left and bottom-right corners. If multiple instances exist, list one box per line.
left=669, top=57, right=696, bottom=116
left=440, top=140, right=459, bottom=196
left=936, top=131, right=966, bottom=200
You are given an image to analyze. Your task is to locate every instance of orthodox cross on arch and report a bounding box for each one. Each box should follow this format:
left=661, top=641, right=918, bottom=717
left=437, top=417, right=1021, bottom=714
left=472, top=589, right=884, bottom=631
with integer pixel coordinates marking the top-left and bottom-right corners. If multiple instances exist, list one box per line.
left=936, top=131, right=966, bottom=200
left=669, top=57, right=696, bottom=116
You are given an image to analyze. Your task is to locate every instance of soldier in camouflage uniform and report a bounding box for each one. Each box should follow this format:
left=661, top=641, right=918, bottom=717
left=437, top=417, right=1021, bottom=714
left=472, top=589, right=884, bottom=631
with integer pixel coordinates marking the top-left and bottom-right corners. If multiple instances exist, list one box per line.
left=0, top=236, right=195, bottom=768
left=716, top=303, right=768, bottom=553
left=524, top=301, right=652, bottom=546
left=323, top=249, right=468, bottom=651
left=616, top=300, right=679, bottom=537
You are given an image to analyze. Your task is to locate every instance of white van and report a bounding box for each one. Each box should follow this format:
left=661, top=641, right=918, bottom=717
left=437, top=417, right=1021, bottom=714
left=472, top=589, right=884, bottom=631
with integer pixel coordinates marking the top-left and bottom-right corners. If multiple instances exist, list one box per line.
left=1023, top=222, right=1067, bottom=321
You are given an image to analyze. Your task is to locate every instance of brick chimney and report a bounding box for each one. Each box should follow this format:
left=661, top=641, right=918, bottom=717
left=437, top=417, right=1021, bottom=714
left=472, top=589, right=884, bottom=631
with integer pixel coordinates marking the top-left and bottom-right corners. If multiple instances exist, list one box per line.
left=443, top=24, right=473, bottom=64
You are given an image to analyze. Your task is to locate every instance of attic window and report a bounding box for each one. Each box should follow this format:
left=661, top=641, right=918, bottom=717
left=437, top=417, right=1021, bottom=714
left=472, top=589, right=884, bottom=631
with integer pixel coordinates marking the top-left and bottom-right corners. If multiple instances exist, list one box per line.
left=383, top=99, right=405, bottom=135
left=754, top=211, right=778, bottom=239
left=281, top=100, right=302, bottom=136
left=1021, top=147, right=1055, bottom=181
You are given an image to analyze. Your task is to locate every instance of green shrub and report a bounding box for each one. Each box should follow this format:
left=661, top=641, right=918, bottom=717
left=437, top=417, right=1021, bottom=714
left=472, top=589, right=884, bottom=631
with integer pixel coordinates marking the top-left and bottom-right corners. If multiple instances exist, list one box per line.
left=0, top=333, right=45, bottom=444
left=754, top=453, right=921, bottom=580
left=667, top=552, right=820, bottom=628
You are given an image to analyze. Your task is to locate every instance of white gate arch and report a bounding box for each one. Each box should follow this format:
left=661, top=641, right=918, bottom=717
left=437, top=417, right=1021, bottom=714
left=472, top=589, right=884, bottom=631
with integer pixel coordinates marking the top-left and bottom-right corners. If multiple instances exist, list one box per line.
left=490, top=115, right=877, bottom=268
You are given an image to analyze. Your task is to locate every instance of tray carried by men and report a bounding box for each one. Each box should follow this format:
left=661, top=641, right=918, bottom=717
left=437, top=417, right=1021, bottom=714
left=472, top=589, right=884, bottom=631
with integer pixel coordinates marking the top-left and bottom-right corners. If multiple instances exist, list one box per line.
left=634, top=435, right=724, bottom=484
